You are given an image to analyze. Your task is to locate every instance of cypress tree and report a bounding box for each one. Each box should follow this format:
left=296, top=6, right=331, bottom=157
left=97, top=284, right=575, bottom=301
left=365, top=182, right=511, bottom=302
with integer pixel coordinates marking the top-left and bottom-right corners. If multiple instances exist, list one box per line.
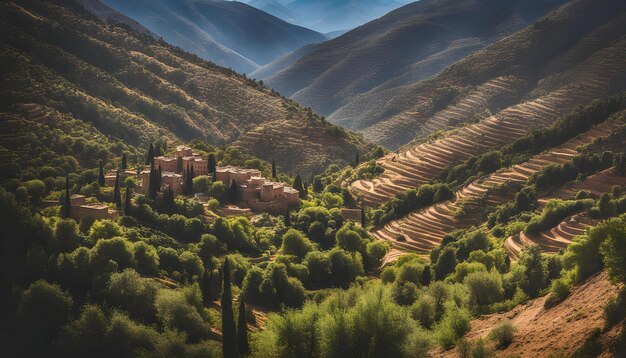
left=190, top=165, right=194, bottom=180
left=157, top=165, right=162, bottom=190
left=237, top=298, right=249, bottom=355
left=420, top=265, right=432, bottom=286
left=121, top=153, right=127, bottom=170
left=62, top=177, right=71, bottom=218
left=228, top=180, right=238, bottom=204
left=113, top=171, right=121, bottom=208
left=201, top=269, right=212, bottom=305
left=355, top=151, right=360, bottom=166
left=221, top=260, right=237, bottom=358
left=124, top=186, right=132, bottom=215
left=208, top=154, right=217, bottom=177
left=293, top=175, right=305, bottom=198
left=284, top=210, right=291, bottom=227
left=98, top=160, right=105, bottom=187
left=147, top=143, right=154, bottom=165
left=271, top=158, right=276, bottom=179
left=360, top=207, right=366, bottom=228
left=177, top=157, right=183, bottom=173
left=185, top=166, right=193, bottom=195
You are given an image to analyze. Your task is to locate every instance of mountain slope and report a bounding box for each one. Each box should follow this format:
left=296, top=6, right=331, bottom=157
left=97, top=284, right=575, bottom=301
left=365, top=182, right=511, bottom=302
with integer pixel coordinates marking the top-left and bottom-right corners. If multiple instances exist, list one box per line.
left=261, top=0, right=567, bottom=123
left=348, top=0, right=626, bottom=208
left=101, top=0, right=326, bottom=73
left=0, top=0, right=373, bottom=175
left=246, top=0, right=410, bottom=33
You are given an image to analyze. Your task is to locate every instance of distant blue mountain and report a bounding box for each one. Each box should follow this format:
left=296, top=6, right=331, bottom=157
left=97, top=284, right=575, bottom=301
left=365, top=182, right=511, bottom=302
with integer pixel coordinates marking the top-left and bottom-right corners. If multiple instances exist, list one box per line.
left=102, top=0, right=326, bottom=73
left=245, top=0, right=412, bottom=33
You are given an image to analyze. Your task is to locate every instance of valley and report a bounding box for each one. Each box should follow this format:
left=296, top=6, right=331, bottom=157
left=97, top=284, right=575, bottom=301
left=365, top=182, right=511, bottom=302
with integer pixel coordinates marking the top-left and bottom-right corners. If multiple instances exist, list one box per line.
left=1, top=0, right=625, bottom=357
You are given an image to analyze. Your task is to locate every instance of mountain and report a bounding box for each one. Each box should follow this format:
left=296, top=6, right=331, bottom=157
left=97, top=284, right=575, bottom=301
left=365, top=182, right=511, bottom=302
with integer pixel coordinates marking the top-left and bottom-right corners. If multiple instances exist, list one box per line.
left=0, top=0, right=374, bottom=176
left=76, top=0, right=154, bottom=35
left=258, top=0, right=568, bottom=138
left=347, top=0, right=626, bottom=208
left=246, top=0, right=411, bottom=33
left=100, top=0, right=326, bottom=73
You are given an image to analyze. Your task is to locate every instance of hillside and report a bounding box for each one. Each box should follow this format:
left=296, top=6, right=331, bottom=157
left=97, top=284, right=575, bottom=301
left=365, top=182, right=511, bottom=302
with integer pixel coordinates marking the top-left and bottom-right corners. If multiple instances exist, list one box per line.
left=260, top=0, right=566, bottom=123
left=348, top=0, right=626, bottom=206
left=101, top=0, right=326, bottom=73
left=245, top=0, right=410, bottom=33
left=441, top=272, right=620, bottom=357
left=0, top=0, right=373, bottom=177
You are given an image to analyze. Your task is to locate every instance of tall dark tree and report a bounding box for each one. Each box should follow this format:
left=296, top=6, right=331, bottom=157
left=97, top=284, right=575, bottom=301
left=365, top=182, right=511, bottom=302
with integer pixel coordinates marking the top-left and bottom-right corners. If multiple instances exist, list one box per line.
left=360, top=207, right=366, bottom=228
left=157, top=165, right=162, bottom=190
left=113, top=171, right=121, bottom=208
left=184, top=166, right=193, bottom=195
left=146, top=143, right=154, bottom=165
left=121, top=153, right=127, bottom=170
left=228, top=180, right=238, bottom=204
left=420, top=265, right=432, bottom=286
left=124, top=186, right=132, bottom=215
left=237, top=297, right=249, bottom=355
left=190, top=165, right=194, bottom=180
left=162, top=187, right=175, bottom=213
left=201, top=269, right=212, bottom=305
left=284, top=210, right=291, bottom=227
left=98, top=160, right=105, bottom=187
left=271, top=158, right=276, bottom=179
left=208, top=154, right=217, bottom=178
left=355, top=151, right=360, bottom=167
left=177, top=157, right=183, bottom=173
left=221, top=260, right=237, bottom=358
left=61, top=177, right=71, bottom=218
left=293, top=175, right=305, bottom=198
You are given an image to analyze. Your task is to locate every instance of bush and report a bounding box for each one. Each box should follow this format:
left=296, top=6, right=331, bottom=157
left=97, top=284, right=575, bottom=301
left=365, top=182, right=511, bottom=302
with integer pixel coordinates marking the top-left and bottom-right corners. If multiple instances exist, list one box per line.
left=281, top=229, right=314, bottom=258
left=434, top=306, right=471, bottom=349
left=488, top=320, right=516, bottom=349
left=464, top=270, right=504, bottom=307
left=604, top=289, right=626, bottom=329
left=154, top=289, right=210, bottom=343
left=545, top=278, right=570, bottom=308
left=392, top=281, right=419, bottom=306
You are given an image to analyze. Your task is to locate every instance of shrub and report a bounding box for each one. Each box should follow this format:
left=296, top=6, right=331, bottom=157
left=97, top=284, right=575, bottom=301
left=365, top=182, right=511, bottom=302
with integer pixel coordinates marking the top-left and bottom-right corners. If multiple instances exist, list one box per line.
left=545, top=278, right=570, bottom=308
left=488, top=320, right=516, bottom=349
left=392, top=281, right=419, bottom=306
left=464, top=270, right=504, bottom=307
left=434, top=306, right=471, bottom=349
left=381, top=267, right=396, bottom=283
left=281, top=229, right=314, bottom=258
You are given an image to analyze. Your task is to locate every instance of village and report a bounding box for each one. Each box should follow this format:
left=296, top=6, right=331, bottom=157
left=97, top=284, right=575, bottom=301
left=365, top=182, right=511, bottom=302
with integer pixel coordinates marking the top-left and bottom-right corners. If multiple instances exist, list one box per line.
left=59, top=146, right=301, bottom=221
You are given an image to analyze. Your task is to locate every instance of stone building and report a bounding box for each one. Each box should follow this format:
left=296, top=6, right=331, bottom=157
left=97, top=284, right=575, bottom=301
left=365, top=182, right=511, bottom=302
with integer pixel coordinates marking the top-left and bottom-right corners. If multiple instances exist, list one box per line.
left=152, top=145, right=208, bottom=177
left=140, top=169, right=183, bottom=195
left=68, top=195, right=117, bottom=221
left=216, top=166, right=299, bottom=214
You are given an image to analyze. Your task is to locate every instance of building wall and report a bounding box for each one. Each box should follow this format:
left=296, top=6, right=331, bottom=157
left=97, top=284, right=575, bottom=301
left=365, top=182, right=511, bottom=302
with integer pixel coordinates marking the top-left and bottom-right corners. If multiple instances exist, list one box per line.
left=154, top=157, right=178, bottom=173
left=70, top=206, right=117, bottom=221
left=162, top=175, right=183, bottom=195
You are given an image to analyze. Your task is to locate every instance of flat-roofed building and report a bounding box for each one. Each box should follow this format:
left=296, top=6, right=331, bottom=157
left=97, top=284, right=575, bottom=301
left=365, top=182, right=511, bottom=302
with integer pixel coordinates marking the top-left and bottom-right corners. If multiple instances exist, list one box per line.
left=70, top=202, right=117, bottom=221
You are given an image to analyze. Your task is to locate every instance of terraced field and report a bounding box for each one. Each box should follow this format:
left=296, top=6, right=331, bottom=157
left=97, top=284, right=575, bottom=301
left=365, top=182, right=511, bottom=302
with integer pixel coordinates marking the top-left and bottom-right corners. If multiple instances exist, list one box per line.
left=350, top=33, right=626, bottom=207
left=505, top=169, right=626, bottom=259
left=504, top=213, right=597, bottom=260
left=371, top=119, right=624, bottom=254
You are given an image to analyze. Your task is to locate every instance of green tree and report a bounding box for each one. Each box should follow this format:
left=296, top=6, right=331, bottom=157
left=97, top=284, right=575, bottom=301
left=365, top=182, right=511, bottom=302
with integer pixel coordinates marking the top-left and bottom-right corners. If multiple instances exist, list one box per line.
left=18, top=280, right=73, bottom=355
left=121, top=153, right=127, bottom=170
left=435, top=246, right=458, bottom=280
left=599, top=216, right=626, bottom=283
left=420, top=265, right=432, bottom=286
left=293, top=175, right=305, bottom=198
left=271, top=158, right=276, bottom=179
left=354, top=151, right=360, bottom=166
left=113, top=171, right=121, bottom=208
left=237, top=297, right=249, bottom=355
left=208, top=154, right=217, bottom=178
left=124, top=187, right=132, bottom=215
left=147, top=143, right=154, bottom=165
left=62, top=176, right=71, bottom=218
left=222, top=260, right=237, bottom=358
left=519, top=245, right=547, bottom=298
left=98, top=160, right=105, bottom=187
left=361, top=207, right=366, bottom=228
left=228, top=180, right=238, bottom=204
left=281, top=229, right=314, bottom=258
left=284, top=210, right=291, bottom=227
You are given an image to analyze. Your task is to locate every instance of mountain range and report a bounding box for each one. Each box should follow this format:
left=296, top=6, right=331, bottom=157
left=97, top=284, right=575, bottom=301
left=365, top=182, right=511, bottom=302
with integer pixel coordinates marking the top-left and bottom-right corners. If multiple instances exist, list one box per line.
left=0, top=0, right=373, bottom=175
left=256, top=0, right=569, bottom=147
left=99, top=0, right=326, bottom=73
left=245, top=0, right=411, bottom=33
